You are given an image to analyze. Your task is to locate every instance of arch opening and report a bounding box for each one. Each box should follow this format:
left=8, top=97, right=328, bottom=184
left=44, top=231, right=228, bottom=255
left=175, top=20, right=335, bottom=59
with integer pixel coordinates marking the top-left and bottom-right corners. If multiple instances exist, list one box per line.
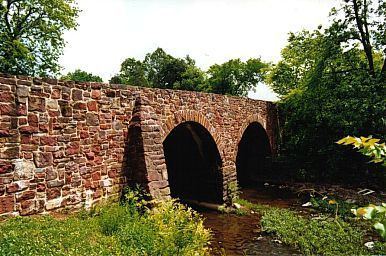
left=236, top=122, right=272, bottom=187
left=163, top=121, right=223, bottom=203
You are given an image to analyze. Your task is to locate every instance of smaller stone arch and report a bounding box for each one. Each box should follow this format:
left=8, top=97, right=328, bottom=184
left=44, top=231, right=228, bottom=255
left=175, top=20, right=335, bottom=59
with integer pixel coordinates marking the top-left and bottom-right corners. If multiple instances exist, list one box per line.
left=233, top=114, right=268, bottom=161
left=160, top=110, right=226, bottom=159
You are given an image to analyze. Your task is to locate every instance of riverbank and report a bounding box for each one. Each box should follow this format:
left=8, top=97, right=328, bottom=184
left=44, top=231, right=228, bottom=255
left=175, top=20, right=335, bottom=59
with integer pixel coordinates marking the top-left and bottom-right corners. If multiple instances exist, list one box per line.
left=0, top=192, right=210, bottom=256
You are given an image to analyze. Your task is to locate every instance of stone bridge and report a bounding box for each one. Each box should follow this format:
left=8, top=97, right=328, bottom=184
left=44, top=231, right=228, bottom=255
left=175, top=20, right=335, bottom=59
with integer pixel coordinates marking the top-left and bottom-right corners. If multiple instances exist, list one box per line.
left=0, top=73, right=278, bottom=216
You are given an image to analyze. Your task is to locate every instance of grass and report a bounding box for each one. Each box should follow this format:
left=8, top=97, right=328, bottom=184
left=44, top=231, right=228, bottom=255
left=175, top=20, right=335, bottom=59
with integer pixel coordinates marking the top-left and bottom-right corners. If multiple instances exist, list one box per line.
left=235, top=198, right=386, bottom=255
left=0, top=198, right=211, bottom=256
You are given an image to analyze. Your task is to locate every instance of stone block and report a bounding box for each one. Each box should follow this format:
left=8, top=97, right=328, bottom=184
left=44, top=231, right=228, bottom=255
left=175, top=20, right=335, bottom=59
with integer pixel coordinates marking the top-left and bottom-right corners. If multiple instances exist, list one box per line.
left=33, top=152, right=53, bottom=168
left=72, top=89, right=83, bottom=101
left=28, top=97, right=46, bottom=112
left=0, top=195, right=14, bottom=214
left=86, top=113, right=99, bottom=126
left=13, top=159, right=35, bottom=180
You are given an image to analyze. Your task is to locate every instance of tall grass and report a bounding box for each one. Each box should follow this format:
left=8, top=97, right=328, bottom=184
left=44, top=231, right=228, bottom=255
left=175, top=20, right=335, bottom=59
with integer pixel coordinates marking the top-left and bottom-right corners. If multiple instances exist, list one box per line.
left=0, top=192, right=211, bottom=256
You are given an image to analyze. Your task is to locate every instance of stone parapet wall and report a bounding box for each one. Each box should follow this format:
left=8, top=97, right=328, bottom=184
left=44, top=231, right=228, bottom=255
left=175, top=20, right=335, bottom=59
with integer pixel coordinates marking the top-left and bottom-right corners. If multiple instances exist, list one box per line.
left=0, top=73, right=278, bottom=216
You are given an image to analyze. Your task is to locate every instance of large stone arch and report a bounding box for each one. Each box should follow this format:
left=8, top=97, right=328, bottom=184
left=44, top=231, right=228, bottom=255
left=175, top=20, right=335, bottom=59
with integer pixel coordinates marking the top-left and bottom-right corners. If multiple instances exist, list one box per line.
left=160, top=110, right=226, bottom=160
left=162, top=121, right=224, bottom=203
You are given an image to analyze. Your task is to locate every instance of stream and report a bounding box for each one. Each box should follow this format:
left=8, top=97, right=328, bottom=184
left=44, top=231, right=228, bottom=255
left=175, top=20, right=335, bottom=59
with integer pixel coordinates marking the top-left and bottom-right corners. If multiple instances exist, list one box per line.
left=200, top=185, right=302, bottom=255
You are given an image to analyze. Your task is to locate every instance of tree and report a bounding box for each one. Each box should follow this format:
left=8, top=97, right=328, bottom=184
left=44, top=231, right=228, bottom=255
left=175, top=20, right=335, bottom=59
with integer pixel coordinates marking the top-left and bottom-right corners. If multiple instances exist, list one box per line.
left=330, top=0, right=386, bottom=79
left=267, top=0, right=386, bottom=183
left=61, top=69, right=103, bottom=82
left=115, top=58, right=148, bottom=86
left=0, top=0, right=79, bottom=76
left=206, top=58, right=268, bottom=96
left=111, top=48, right=206, bottom=91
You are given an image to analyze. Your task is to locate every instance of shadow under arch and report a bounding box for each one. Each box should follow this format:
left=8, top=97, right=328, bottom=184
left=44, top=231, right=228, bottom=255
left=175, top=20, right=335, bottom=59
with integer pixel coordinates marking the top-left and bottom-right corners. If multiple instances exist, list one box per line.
left=236, top=121, right=272, bottom=187
left=163, top=121, right=223, bottom=203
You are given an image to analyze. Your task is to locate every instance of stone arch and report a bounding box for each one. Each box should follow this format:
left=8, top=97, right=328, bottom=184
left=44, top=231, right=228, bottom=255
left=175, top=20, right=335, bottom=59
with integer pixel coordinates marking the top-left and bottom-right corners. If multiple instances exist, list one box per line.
left=235, top=115, right=272, bottom=187
left=233, top=114, right=269, bottom=161
left=162, top=121, right=224, bottom=203
left=160, top=110, right=225, bottom=159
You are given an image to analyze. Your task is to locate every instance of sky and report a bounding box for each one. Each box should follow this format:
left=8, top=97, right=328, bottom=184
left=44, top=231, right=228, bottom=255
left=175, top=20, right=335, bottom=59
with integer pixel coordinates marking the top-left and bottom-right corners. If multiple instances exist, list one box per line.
left=60, top=0, right=336, bottom=101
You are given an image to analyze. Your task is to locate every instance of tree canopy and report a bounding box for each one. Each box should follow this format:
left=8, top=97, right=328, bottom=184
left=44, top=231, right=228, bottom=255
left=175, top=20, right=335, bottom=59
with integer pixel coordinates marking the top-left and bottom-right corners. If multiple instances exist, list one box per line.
left=61, top=69, right=103, bottom=82
left=0, top=0, right=79, bottom=76
left=111, top=48, right=268, bottom=97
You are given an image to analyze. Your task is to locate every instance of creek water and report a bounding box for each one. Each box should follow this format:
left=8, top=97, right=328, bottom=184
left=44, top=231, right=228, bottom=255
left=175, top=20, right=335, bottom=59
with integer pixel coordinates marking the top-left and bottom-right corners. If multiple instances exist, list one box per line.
left=200, top=185, right=302, bottom=255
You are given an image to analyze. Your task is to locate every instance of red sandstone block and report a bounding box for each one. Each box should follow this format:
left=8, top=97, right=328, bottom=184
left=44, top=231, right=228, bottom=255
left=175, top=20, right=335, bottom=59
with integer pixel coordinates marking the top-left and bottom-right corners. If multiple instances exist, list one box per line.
left=51, top=88, right=61, bottom=99
left=48, top=110, right=60, bottom=117
left=6, top=183, right=19, bottom=193
left=93, top=189, right=103, bottom=199
left=33, top=152, right=53, bottom=168
left=23, top=152, right=33, bottom=159
left=16, top=103, right=27, bottom=115
left=0, top=162, right=13, bottom=174
left=66, top=142, right=80, bottom=155
left=80, top=131, right=89, bottom=139
left=47, top=188, right=61, bottom=200
left=37, top=183, right=46, bottom=192
left=73, top=102, right=87, bottom=110
left=20, top=135, right=39, bottom=144
left=40, top=136, right=57, bottom=146
left=85, top=152, right=94, bottom=160
left=72, top=89, right=83, bottom=101
left=39, top=123, right=49, bottom=132
left=91, top=172, right=101, bottom=181
left=91, top=90, right=101, bottom=99
left=16, top=191, right=36, bottom=202
left=19, top=126, right=39, bottom=134
left=87, top=101, right=98, bottom=111
left=0, top=92, right=15, bottom=102
left=21, top=144, right=38, bottom=151
left=0, top=129, right=11, bottom=137
left=0, top=103, right=17, bottom=116
left=19, top=117, right=27, bottom=125
left=28, top=113, right=38, bottom=123
left=108, top=170, right=117, bottom=178
left=0, top=195, right=14, bottom=214
left=94, top=156, right=103, bottom=165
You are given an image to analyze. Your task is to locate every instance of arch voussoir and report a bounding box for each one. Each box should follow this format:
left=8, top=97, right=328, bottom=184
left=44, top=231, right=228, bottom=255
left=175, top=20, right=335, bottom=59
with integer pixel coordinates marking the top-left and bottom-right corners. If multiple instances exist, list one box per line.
left=160, top=110, right=225, bottom=161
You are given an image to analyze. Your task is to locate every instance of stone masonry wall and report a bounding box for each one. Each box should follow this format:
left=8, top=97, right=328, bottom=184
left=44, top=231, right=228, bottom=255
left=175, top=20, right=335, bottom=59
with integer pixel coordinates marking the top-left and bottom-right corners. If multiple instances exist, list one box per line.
left=0, top=73, right=278, bottom=216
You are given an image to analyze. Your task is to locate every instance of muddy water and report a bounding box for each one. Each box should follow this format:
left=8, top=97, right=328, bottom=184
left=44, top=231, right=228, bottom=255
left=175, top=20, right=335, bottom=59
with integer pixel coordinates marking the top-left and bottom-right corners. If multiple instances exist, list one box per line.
left=201, top=185, right=301, bottom=255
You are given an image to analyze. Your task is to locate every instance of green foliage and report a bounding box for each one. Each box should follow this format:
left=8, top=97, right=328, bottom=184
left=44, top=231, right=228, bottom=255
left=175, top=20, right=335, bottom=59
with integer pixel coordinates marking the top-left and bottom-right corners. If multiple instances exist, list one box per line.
left=110, top=48, right=207, bottom=91
left=119, top=200, right=210, bottom=256
left=267, top=0, right=386, bottom=183
left=206, top=58, right=268, bottom=96
left=261, top=208, right=369, bottom=255
left=61, top=69, right=103, bottom=82
left=121, top=185, right=151, bottom=214
left=310, top=196, right=357, bottom=219
left=337, top=136, right=386, bottom=166
left=225, top=181, right=241, bottom=205
left=352, top=203, right=386, bottom=240
left=0, top=0, right=80, bottom=76
left=111, top=48, right=268, bottom=96
left=0, top=198, right=210, bottom=255
left=338, top=135, right=386, bottom=240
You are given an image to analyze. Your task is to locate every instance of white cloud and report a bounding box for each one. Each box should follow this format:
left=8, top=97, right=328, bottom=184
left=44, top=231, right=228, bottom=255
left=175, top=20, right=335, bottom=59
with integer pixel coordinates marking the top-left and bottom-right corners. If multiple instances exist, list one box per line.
left=60, top=0, right=336, bottom=101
